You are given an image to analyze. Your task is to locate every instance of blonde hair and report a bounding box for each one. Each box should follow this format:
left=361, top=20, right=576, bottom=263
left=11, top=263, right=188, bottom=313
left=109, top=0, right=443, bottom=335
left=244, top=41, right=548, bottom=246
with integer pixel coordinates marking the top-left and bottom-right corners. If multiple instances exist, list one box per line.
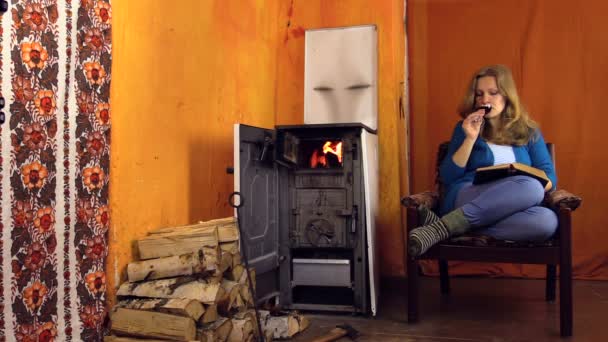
left=458, top=64, right=537, bottom=145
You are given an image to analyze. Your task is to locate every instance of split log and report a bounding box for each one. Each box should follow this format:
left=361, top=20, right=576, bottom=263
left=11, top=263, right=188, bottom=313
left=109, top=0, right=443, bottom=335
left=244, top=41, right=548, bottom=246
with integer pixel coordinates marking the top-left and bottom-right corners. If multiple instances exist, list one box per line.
left=218, top=251, right=233, bottom=274
left=231, top=252, right=242, bottom=269
left=227, top=316, right=253, bottom=342
left=259, top=310, right=310, bottom=339
left=217, top=223, right=239, bottom=242
left=127, top=251, right=207, bottom=282
left=218, top=280, right=241, bottom=315
left=105, top=337, right=198, bottom=342
left=147, top=219, right=238, bottom=243
left=116, top=298, right=204, bottom=321
left=200, top=304, right=218, bottom=324
left=110, top=308, right=196, bottom=341
left=149, top=217, right=235, bottom=235
left=226, top=264, right=244, bottom=282
left=199, top=317, right=233, bottom=342
left=137, top=231, right=219, bottom=260
left=117, top=277, right=225, bottom=305
left=220, top=241, right=239, bottom=254
left=105, top=336, right=196, bottom=342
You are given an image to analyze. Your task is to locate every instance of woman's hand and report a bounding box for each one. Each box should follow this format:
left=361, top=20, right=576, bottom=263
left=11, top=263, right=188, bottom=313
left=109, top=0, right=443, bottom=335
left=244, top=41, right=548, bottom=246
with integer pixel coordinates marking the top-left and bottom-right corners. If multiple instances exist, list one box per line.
left=462, top=108, right=486, bottom=140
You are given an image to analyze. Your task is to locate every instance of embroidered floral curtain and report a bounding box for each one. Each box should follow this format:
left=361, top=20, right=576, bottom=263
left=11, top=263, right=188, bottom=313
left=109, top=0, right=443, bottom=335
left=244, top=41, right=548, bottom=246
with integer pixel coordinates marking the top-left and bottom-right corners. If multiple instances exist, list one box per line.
left=0, top=0, right=111, bottom=340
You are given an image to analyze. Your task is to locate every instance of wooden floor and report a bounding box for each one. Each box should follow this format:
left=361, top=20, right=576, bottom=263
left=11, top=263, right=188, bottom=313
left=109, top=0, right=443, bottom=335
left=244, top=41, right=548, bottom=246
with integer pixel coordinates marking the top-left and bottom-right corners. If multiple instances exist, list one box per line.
left=288, top=277, right=608, bottom=342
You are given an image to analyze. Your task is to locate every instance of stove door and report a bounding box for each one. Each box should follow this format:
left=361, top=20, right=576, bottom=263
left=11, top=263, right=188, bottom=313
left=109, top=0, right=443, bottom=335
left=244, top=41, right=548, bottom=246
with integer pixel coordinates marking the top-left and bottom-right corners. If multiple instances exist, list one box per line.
left=234, top=124, right=281, bottom=303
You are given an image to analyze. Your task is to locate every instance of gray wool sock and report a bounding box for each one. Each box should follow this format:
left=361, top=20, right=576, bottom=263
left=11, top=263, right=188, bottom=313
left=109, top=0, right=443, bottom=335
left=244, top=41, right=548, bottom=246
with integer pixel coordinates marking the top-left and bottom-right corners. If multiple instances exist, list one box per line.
left=408, top=208, right=470, bottom=257
left=418, top=206, right=440, bottom=225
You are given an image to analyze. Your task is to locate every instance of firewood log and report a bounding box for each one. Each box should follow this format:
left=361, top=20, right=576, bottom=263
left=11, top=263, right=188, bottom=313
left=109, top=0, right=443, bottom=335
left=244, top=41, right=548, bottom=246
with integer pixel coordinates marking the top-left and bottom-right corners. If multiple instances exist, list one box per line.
left=218, top=251, right=233, bottom=274
left=127, top=251, right=207, bottom=282
left=110, top=308, right=196, bottom=341
left=200, top=304, right=218, bottom=324
left=199, top=317, right=233, bottom=342
left=220, top=241, right=239, bottom=254
left=217, top=280, right=241, bottom=315
left=227, top=316, right=253, bottom=342
left=137, top=230, right=219, bottom=260
left=226, top=264, right=244, bottom=282
left=147, top=219, right=238, bottom=243
left=105, top=336, right=199, bottom=342
left=259, top=310, right=310, bottom=339
left=116, top=277, right=225, bottom=305
left=116, top=298, right=205, bottom=321
left=149, top=217, right=235, bottom=235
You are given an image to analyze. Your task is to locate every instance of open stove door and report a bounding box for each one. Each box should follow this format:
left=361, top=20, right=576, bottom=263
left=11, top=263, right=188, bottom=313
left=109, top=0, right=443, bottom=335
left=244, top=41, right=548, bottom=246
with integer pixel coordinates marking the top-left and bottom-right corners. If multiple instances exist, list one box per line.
left=233, top=124, right=282, bottom=304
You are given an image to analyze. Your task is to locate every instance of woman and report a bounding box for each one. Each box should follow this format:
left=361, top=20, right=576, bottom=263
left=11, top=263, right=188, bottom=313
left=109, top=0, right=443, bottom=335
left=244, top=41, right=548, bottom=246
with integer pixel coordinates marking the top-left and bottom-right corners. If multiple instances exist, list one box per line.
left=408, top=64, right=558, bottom=257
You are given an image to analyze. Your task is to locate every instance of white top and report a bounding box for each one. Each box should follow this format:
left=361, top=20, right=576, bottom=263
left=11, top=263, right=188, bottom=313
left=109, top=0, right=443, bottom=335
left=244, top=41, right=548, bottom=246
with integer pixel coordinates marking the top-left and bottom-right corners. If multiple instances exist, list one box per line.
left=487, top=142, right=516, bottom=165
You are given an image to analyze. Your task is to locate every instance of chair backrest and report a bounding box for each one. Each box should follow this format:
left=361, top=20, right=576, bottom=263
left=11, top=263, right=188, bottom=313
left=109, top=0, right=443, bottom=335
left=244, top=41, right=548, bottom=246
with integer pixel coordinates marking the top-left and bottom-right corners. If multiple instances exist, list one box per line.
left=434, top=142, right=555, bottom=198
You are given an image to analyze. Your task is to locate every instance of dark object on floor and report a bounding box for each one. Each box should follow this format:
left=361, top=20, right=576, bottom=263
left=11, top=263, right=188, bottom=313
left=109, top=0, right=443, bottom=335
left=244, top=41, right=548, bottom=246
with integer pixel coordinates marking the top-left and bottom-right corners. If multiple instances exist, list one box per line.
left=401, top=142, right=582, bottom=337
left=309, top=323, right=360, bottom=342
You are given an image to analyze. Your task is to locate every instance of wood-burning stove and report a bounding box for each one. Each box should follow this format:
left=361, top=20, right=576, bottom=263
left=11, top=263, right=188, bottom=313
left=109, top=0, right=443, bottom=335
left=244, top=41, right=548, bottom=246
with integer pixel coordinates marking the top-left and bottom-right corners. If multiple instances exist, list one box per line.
left=234, top=123, right=378, bottom=314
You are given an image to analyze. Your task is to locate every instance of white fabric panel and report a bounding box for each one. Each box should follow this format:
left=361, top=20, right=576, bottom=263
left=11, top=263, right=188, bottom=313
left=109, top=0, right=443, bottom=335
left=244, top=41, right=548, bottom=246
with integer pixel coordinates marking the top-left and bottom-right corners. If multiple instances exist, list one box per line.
left=304, top=25, right=378, bottom=131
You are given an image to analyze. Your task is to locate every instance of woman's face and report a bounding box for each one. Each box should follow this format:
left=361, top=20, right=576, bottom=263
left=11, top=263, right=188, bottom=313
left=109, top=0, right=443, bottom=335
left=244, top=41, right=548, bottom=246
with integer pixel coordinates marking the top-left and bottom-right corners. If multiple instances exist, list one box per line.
left=475, top=76, right=506, bottom=119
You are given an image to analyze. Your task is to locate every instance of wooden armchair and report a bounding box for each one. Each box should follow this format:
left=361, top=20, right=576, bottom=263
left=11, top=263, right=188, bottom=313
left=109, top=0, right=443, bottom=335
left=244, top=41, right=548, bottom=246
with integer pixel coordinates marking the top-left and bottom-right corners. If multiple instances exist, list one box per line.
left=401, top=142, right=582, bottom=337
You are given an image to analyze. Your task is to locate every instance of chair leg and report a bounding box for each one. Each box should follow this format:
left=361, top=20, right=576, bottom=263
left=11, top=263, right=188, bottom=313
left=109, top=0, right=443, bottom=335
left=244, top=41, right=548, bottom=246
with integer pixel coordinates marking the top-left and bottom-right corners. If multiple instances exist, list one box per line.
left=439, top=259, right=450, bottom=295
left=407, top=256, right=419, bottom=323
left=559, top=208, right=573, bottom=337
left=546, top=264, right=556, bottom=302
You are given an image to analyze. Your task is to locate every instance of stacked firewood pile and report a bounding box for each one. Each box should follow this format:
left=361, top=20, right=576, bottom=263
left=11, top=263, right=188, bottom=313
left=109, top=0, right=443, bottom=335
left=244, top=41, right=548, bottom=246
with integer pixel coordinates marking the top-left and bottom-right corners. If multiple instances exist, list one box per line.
left=104, top=217, right=308, bottom=342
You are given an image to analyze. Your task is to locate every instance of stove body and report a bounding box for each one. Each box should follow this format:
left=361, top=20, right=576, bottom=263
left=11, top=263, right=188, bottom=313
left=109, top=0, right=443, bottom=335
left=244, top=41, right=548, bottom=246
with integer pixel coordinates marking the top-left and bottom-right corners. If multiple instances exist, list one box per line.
left=234, top=123, right=378, bottom=314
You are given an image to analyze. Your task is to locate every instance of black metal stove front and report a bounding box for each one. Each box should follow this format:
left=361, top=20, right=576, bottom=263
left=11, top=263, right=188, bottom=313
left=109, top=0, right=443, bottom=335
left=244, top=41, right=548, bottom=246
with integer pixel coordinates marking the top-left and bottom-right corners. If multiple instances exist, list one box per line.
left=235, top=123, right=371, bottom=314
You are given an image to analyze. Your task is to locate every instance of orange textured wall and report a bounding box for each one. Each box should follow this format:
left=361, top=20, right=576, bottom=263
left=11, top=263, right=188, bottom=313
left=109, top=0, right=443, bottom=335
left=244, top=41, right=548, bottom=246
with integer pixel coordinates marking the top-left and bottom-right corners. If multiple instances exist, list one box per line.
left=109, top=0, right=408, bottom=306
left=409, top=0, right=608, bottom=279
left=108, top=0, right=290, bottom=303
left=274, top=0, right=408, bottom=277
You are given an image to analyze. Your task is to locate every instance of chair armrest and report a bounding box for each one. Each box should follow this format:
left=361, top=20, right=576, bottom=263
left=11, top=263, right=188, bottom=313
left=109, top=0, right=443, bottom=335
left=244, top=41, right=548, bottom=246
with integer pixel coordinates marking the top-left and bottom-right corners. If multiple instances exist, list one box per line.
left=544, top=189, right=582, bottom=211
left=401, top=191, right=439, bottom=209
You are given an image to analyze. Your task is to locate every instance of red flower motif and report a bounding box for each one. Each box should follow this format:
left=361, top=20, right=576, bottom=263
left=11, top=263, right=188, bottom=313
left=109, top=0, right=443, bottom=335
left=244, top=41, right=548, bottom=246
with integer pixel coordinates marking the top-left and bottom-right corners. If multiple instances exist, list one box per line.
left=34, top=90, right=56, bottom=117
left=85, top=271, right=106, bottom=295
left=12, top=75, right=35, bottom=103
left=86, top=131, right=105, bottom=156
left=80, top=305, right=103, bottom=329
left=34, top=207, right=55, bottom=234
left=21, top=161, right=49, bottom=189
left=24, top=243, right=46, bottom=271
left=95, top=103, right=110, bottom=126
left=21, top=42, right=49, bottom=70
left=94, top=1, right=112, bottom=24
left=15, top=323, right=37, bottom=342
left=23, top=3, right=47, bottom=31
left=36, top=322, right=57, bottom=342
left=12, top=201, right=33, bottom=228
left=23, top=281, right=48, bottom=311
left=85, top=235, right=106, bottom=260
left=83, top=166, right=105, bottom=191
left=96, top=205, right=109, bottom=227
left=85, top=28, right=104, bottom=51
left=23, top=123, right=47, bottom=150
left=84, top=61, right=106, bottom=86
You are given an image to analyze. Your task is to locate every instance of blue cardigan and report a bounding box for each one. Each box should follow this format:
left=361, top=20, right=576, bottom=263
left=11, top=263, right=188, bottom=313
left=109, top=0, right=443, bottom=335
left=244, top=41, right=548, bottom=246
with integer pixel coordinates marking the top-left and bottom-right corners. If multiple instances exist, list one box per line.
left=438, top=121, right=557, bottom=214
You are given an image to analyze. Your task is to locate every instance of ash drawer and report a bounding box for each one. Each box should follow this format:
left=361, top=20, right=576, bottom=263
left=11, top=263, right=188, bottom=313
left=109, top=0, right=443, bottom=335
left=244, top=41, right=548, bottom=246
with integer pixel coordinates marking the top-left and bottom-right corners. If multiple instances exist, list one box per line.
left=292, top=258, right=351, bottom=287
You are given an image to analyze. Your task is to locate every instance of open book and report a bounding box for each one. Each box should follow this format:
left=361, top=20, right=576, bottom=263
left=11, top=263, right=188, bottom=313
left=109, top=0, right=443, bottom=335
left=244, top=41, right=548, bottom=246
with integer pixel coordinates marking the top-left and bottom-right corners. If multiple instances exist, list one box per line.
left=473, top=163, right=552, bottom=191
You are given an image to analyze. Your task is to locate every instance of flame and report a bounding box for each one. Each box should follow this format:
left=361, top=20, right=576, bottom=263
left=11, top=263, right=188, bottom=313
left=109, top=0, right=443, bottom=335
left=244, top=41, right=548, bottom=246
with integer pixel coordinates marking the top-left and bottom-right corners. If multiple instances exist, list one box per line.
left=322, top=141, right=343, bottom=163
left=310, top=141, right=342, bottom=168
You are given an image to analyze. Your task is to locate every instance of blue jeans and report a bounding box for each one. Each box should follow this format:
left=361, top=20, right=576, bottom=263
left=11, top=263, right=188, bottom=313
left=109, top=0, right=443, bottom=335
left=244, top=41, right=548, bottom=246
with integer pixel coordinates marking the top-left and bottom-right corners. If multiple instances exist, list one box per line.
left=455, top=175, right=558, bottom=241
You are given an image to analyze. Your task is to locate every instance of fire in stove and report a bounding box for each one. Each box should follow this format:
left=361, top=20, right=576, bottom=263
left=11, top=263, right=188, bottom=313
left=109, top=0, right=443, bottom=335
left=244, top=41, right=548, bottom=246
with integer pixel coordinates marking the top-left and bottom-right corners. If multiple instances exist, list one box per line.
left=309, top=140, right=343, bottom=168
